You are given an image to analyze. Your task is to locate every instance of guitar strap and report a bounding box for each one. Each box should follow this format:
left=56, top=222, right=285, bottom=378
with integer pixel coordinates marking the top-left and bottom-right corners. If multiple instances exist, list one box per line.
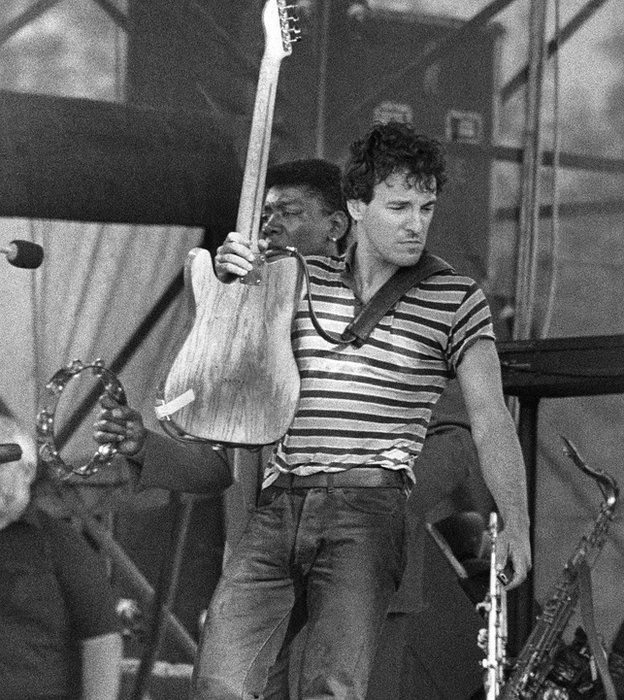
left=340, top=250, right=454, bottom=347
left=270, top=246, right=454, bottom=347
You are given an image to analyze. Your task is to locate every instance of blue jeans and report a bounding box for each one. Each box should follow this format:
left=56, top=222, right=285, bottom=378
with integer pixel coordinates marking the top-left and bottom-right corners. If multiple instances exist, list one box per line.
left=190, top=484, right=408, bottom=700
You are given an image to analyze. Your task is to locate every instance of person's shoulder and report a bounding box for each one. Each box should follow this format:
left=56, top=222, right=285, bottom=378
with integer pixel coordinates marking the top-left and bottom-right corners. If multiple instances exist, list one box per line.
left=305, top=253, right=345, bottom=274
left=426, top=270, right=478, bottom=286
left=408, top=270, right=482, bottom=295
left=304, top=252, right=344, bottom=264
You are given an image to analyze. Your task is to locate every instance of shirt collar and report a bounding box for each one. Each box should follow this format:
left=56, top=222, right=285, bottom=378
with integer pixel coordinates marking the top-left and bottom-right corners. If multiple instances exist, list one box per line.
left=342, top=242, right=357, bottom=287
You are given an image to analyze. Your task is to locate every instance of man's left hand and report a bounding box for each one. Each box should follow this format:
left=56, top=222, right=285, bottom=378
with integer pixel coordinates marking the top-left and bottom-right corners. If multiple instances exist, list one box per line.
left=497, top=519, right=532, bottom=590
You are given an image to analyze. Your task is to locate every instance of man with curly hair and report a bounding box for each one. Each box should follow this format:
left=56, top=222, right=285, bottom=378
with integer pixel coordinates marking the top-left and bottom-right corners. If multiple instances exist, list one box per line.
left=189, top=121, right=531, bottom=700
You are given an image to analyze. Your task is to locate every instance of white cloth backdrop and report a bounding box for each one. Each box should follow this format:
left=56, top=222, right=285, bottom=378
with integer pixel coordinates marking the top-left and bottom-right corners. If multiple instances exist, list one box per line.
left=0, top=217, right=203, bottom=464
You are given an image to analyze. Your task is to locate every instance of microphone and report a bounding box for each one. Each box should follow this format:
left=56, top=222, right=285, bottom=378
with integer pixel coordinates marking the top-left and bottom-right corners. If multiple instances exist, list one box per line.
left=1, top=240, right=44, bottom=269
left=0, top=443, right=23, bottom=464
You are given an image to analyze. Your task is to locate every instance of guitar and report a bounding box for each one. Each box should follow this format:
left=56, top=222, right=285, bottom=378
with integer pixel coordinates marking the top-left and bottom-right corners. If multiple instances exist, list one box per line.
left=157, top=0, right=301, bottom=446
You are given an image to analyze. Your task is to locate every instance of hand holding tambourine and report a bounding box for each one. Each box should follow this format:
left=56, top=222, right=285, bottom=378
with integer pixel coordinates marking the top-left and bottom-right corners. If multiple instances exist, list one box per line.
left=37, top=359, right=128, bottom=479
left=93, top=394, right=147, bottom=458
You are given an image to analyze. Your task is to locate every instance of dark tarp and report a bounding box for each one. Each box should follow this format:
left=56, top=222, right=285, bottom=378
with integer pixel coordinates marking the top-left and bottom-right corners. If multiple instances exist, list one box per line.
left=0, top=89, right=242, bottom=251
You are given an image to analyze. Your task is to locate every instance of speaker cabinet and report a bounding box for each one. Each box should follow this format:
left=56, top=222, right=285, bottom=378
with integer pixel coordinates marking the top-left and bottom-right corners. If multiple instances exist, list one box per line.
left=128, top=2, right=500, bottom=282
left=278, top=3, right=502, bottom=284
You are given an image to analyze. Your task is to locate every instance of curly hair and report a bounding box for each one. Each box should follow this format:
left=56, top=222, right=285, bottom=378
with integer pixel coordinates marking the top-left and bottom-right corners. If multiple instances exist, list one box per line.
left=342, top=121, right=447, bottom=204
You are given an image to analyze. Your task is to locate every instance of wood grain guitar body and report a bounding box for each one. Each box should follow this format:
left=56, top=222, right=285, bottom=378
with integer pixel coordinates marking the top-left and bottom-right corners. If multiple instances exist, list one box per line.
left=159, top=247, right=300, bottom=446
left=157, top=0, right=301, bottom=447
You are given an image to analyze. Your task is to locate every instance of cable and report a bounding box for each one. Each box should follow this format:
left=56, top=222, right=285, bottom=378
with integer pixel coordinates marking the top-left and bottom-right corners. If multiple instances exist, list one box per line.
left=540, top=0, right=562, bottom=339
left=513, top=0, right=548, bottom=341
left=265, top=246, right=350, bottom=345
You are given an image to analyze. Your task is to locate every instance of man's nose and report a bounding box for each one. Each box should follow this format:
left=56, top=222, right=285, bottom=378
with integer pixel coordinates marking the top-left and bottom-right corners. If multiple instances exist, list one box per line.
left=406, top=211, right=424, bottom=234
left=262, top=212, right=283, bottom=235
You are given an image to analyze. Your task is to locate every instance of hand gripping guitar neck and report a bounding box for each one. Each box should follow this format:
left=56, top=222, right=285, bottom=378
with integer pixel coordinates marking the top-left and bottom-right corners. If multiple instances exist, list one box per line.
left=157, top=1, right=301, bottom=448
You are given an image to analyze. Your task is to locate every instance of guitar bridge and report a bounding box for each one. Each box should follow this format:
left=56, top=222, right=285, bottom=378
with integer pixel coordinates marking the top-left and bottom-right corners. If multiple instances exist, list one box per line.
left=241, top=253, right=266, bottom=286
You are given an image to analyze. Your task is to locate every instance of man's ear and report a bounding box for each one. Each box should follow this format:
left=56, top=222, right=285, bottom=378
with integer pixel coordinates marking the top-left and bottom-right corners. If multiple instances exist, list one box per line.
left=346, top=199, right=365, bottom=222
left=328, top=211, right=350, bottom=242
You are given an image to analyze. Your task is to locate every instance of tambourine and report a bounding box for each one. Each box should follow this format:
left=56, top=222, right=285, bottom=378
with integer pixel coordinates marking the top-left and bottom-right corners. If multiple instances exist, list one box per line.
left=37, top=358, right=127, bottom=480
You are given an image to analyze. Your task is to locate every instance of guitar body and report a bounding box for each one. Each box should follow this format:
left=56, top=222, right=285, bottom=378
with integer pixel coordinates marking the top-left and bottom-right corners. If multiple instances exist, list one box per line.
left=157, top=1, right=301, bottom=446
left=160, top=248, right=301, bottom=445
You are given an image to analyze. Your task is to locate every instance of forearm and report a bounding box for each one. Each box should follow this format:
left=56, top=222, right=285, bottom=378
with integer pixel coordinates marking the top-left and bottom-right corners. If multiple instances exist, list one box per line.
left=133, top=429, right=233, bottom=493
left=472, top=410, right=530, bottom=531
left=456, top=340, right=531, bottom=585
left=80, top=632, right=123, bottom=700
left=95, top=395, right=234, bottom=494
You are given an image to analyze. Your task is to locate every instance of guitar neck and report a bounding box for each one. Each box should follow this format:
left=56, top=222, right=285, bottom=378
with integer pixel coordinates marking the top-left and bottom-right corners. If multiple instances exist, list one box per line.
left=236, top=55, right=283, bottom=253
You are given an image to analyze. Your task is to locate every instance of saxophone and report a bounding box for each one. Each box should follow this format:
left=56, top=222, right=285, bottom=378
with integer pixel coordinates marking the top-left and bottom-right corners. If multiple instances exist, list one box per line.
left=480, top=511, right=508, bottom=699
left=500, top=437, right=619, bottom=699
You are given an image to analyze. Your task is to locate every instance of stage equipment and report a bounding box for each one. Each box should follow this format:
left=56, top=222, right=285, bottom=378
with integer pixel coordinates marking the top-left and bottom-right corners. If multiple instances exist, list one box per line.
left=498, top=333, right=624, bottom=652
left=478, top=512, right=508, bottom=700
left=37, top=359, right=127, bottom=480
left=500, top=438, right=618, bottom=700
left=498, top=334, right=624, bottom=399
left=278, top=4, right=502, bottom=285
left=0, top=239, right=44, bottom=268
left=0, top=89, right=241, bottom=242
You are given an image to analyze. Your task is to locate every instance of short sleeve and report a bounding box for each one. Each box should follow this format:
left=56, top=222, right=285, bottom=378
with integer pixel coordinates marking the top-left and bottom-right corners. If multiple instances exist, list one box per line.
left=446, top=282, right=496, bottom=372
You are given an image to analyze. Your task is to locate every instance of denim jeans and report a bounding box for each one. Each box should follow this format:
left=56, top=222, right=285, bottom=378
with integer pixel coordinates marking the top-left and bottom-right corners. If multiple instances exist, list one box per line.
left=190, top=483, right=408, bottom=700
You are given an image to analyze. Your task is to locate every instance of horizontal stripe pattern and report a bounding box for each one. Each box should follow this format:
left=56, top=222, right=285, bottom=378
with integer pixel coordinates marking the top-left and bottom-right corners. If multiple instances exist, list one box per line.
left=266, top=255, right=495, bottom=479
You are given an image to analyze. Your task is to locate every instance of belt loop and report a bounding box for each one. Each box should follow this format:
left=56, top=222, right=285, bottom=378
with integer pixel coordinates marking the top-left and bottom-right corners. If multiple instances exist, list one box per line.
left=401, top=470, right=411, bottom=496
left=326, top=472, right=335, bottom=493
left=288, top=473, right=294, bottom=492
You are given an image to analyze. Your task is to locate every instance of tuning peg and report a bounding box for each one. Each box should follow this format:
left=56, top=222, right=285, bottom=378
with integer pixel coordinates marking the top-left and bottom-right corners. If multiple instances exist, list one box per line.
left=289, top=26, right=302, bottom=42
left=285, top=4, right=301, bottom=28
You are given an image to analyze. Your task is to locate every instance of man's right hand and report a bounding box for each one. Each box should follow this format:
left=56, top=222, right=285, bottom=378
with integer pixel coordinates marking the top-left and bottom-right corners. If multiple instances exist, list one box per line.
left=94, top=394, right=146, bottom=457
left=0, top=459, right=34, bottom=530
left=213, top=231, right=269, bottom=283
left=0, top=424, right=37, bottom=530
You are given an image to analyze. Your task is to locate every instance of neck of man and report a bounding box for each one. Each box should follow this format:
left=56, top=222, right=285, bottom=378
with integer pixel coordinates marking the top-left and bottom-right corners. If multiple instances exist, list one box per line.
left=352, top=241, right=399, bottom=304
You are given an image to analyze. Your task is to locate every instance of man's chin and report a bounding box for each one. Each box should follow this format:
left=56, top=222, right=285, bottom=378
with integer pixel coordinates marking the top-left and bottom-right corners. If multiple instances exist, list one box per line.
left=397, top=250, right=425, bottom=267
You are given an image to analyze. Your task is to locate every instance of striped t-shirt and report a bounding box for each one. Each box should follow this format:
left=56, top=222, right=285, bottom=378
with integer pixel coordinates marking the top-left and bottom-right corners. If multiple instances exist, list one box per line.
left=264, top=252, right=495, bottom=486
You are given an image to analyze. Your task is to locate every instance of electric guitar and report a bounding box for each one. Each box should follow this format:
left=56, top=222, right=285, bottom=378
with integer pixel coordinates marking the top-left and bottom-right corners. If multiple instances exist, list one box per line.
left=157, top=0, right=301, bottom=446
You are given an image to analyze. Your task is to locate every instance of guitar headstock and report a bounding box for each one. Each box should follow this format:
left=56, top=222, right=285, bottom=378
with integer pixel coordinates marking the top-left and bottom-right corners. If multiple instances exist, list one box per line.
left=262, top=0, right=301, bottom=60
